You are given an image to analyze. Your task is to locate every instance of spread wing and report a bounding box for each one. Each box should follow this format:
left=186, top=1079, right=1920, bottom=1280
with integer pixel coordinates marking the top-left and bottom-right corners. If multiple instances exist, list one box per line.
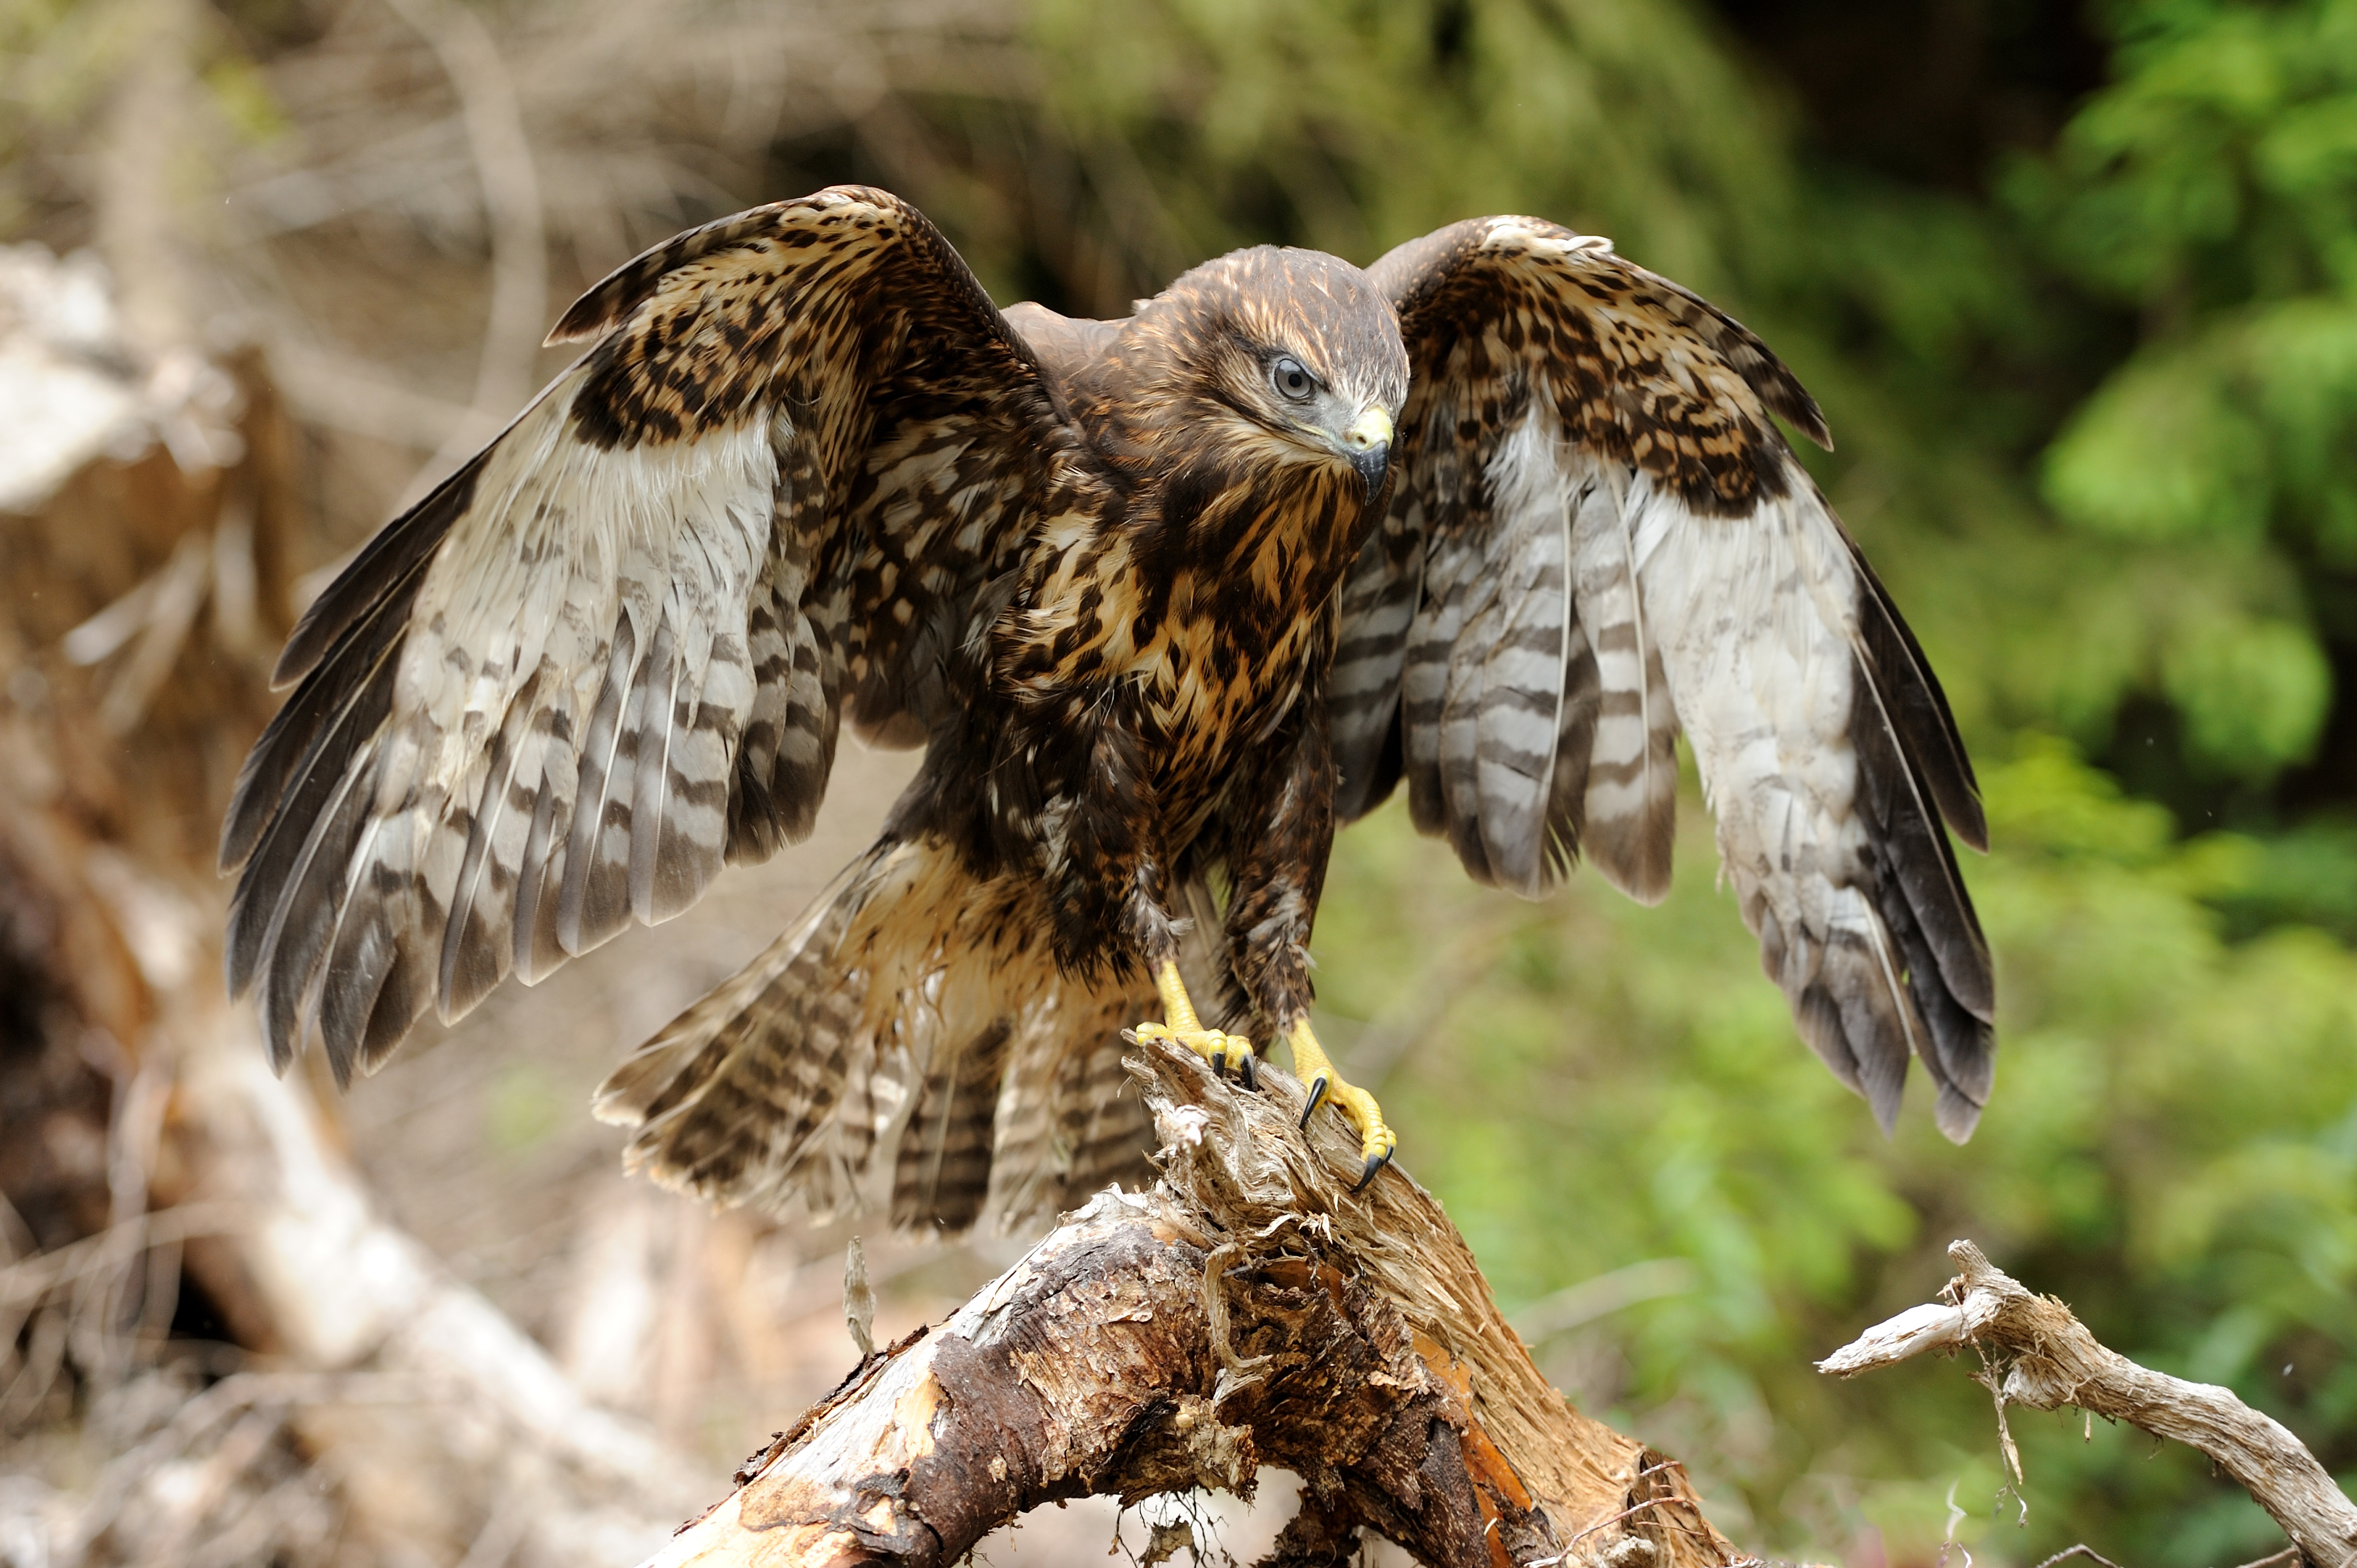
left=221, top=186, right=1087, bottom=1084
left=1335, top=216, right=1994, bottom=1139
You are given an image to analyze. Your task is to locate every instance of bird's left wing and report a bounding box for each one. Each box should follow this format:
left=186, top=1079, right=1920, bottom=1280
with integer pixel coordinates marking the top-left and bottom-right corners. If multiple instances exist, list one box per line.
left=220, top=188, right=1085, bottom=1085
left=1334, top=216, right=1994, bottom=1138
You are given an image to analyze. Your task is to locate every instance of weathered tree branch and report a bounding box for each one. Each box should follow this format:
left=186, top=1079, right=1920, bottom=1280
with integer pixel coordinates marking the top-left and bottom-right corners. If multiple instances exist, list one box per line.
left=1820, top=1239, right=2357, bottom=1568
left=642, top=1039, right=1744, bottom=1568
left=0, top=243, right=706, bottom=1565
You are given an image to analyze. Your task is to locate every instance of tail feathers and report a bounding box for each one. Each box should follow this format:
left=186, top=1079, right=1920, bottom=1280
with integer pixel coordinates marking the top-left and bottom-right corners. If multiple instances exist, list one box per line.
left=986, top=997, right=1158, bottom=1230
left=593, top=852, right=883, bottom=1217
left=596, top=843, right=1162, bottom=1231
left=891, top=1020, right=1015, bottom=1232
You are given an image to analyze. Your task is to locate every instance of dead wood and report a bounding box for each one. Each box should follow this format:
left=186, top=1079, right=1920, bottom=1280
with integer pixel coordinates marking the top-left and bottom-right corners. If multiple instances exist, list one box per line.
left=642, top=1038, right=1743, bottom=1568
left=0, top=238, right=712, bottom=1567
left=1820, top=1239, right=2357, bottom=1568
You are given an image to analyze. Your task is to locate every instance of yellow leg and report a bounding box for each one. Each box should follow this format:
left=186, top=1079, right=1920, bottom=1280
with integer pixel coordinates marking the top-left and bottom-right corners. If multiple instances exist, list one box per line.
left=1285, top=1017, right=1397, bottom=1193
left=1131, top=959, right=1257, bottom=1085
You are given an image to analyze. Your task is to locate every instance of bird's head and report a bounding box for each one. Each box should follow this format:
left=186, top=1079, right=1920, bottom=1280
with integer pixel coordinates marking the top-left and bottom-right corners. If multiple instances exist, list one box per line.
left=1126, top=246, right=1409, bottom=504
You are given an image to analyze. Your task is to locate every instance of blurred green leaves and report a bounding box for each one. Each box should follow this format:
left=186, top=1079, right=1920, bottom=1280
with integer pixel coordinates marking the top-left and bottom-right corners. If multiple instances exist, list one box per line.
left=2015, top=0, right=2357, bottom=792
left=1316, top=740, right=2357, bottom=1561
left=1023, top=0, right=1794, bottom=293
left=1002, top=0, right=2357, bottom=1557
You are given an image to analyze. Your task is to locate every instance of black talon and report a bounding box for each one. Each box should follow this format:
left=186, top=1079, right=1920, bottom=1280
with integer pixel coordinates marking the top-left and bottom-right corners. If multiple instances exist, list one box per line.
left=1239, top=1053, right=1256, bottom=1090
left=1299, top=1076, right=1329, bottom=1128
left=1210, top=1047, right=1227, bottom=1078
left=1351, top=1149, right=1392, bottom=1195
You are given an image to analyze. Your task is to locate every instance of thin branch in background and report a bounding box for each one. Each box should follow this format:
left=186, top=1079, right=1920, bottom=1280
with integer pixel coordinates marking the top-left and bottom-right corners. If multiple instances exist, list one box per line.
left=1823, top=1242, right=2355, bottom=1568
left=380, top=0, right=546, bottom=502
left=1325, top=909, right=1510, bottom=1095
left=1511, top=1257, right=1698, bottom=1344
left=0, top=1204, right=248, bottom=1312
left=2028, top=1548, right=2303, bottom=1568
left=93, top=528, right=210, bottom=734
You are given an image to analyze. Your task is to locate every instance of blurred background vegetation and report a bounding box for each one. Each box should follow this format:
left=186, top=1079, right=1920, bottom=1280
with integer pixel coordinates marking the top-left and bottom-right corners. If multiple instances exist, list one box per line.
left=7, top=0, right=2357, bottom=1562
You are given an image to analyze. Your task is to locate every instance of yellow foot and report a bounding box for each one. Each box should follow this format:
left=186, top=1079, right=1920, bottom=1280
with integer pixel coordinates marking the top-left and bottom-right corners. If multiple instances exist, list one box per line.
left=1285, top=1018, right=1396, bottom=1194
left=1134, top=959, right=1256, bottom=1086
left=1132, top=1020, right=1257, bottom=1086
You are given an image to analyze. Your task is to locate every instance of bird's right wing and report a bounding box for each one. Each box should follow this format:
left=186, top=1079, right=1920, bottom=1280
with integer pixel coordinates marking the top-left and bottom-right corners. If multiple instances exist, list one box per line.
left=221, top=186, right=1091, bottom=1084
left=1333, top=216, right=1994, bottom=1139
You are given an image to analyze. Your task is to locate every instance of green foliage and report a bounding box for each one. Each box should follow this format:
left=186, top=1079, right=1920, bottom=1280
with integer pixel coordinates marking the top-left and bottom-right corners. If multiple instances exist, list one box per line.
left=1023, top=0, right=1796, bottom=291
left=1010, top=0, right=2357, bottom=1557
left=2012, top=0, right=2357, bottom=788
left=1318, top=746, right=2357, bottom=1561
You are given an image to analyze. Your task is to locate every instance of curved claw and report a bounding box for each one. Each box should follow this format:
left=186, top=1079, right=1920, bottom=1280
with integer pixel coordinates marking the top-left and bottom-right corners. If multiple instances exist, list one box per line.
left=1135, top=1018, right=1256, bottom=1086
left=1299, top=1075, right=1330, bottom=1129
left=1208, top=1037, right=1258, bottom=1083
left=1351, top=1147, right=1393, bottom=1195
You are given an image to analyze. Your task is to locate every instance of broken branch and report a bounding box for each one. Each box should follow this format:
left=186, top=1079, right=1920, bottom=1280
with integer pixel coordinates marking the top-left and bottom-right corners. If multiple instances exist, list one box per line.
left=1821, top=1240, right=2357, bottom=1568
left=639, top=1038, right=1746, bottom=1568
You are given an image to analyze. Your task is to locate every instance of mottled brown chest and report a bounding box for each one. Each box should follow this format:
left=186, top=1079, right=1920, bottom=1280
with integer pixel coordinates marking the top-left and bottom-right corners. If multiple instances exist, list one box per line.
left=1150, top=601, right=1339, bottom=769
left=985, top=440, right=1366, bottom=851
left=1129, top=478, right=1360, bottom=826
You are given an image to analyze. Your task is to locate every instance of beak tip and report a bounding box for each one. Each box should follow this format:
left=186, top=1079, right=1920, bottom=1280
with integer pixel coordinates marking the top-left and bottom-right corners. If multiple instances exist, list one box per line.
left=1351, top=440, right=1391, bottom=501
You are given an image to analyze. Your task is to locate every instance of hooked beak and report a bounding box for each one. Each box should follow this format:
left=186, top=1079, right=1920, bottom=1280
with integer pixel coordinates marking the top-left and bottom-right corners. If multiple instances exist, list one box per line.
left=1343, top=405, right=1393, bottom=501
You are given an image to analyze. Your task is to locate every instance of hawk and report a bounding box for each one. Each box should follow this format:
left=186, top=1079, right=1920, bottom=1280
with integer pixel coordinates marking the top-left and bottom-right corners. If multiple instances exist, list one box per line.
left=220, top=186, right=1992, bottom=1231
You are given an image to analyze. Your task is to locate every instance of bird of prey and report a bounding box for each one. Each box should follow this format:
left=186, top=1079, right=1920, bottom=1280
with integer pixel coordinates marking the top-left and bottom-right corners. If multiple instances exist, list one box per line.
left=220, top=186, right=1992, bottom=1232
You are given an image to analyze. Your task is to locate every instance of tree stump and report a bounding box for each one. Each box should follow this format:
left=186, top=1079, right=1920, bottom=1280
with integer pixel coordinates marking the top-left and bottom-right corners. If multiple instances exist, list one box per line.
left=647, top=1038, right=1743, bottom=1568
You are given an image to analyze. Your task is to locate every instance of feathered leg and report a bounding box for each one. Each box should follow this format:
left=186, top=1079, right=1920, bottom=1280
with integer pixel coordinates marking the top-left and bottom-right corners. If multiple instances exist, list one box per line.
left=1224, top=683, right=1395, bottom=1190
left=1055, top=698, right=1258, bottom=1084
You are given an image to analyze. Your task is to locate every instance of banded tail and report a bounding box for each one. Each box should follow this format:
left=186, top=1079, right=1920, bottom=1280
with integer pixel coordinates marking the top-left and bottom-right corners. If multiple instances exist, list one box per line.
left=592, top=839, right=1156, bottom=1232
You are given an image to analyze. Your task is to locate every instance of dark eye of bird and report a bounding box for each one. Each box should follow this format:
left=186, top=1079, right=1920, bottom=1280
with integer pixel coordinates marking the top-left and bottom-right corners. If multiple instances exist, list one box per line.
left=1270, top=356, right=1316, bottom=402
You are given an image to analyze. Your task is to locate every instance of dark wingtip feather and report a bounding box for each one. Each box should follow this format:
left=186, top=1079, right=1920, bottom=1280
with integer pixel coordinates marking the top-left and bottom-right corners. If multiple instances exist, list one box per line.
left=1935, top=1082, right=1986, bottom=1143
left=1850, top=624, right=1996, bottom=1024
left=1844, top=617, right=1999, bottom=1139
left=271, top=454, right=482, bottom=692
left=1849, top=540, right=1987, bottom=853
left=1790, top=974, right=1905, bottom=1135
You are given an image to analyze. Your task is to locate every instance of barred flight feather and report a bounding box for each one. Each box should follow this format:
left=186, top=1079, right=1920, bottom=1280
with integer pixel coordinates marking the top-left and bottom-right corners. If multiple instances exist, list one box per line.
left=1330, top=500, right=1422, bottom=821
left=221, top=188, right=1077, bottom=1102
left=1566, top=465, right=1679, bottom=903
left=1425, top=412, right=1579, bottom=897
left=1349, top=211, right=1994, bottom=1140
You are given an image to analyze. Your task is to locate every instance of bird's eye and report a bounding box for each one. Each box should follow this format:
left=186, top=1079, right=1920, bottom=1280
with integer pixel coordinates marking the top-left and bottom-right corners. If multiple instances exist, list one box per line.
left=1270, top=356, right=1316, bottom=402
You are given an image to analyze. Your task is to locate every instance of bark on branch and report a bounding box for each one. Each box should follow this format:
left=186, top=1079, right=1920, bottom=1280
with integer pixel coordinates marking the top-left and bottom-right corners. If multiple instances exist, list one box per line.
left=642, top=1040, right=1747, bottom=1568
left=1820, top=1239, right=2357, bottom=1568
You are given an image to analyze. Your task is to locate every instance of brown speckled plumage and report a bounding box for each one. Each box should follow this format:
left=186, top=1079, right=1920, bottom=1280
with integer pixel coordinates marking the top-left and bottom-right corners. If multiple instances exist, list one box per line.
left=221, top=190, right=1993, bottom=1234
